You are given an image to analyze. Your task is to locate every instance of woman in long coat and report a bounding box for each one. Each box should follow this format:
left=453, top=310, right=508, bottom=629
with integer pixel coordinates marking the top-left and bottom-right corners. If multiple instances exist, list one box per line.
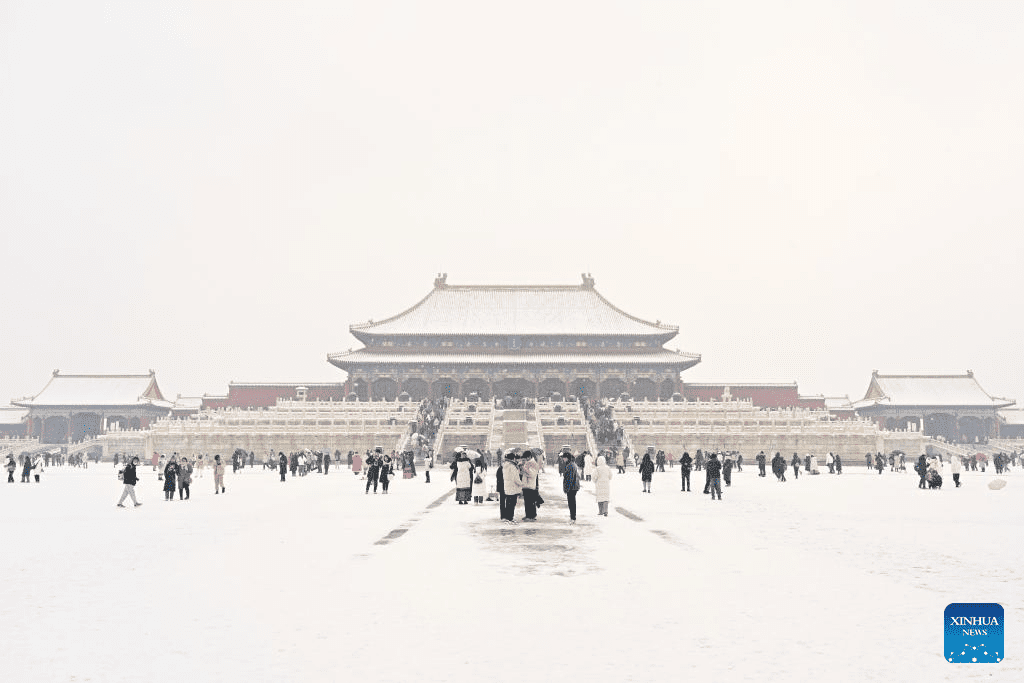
left=638, top=453, right=655, bottom=493
left=593, top=455, right=612, bottom=516
left=163, top=456, right=179, bottom=501
left=454, top=453, right=474, bottom=504
left=352, top=452, right=363, bottom=477
left=471, top=455, right=488, bottom=504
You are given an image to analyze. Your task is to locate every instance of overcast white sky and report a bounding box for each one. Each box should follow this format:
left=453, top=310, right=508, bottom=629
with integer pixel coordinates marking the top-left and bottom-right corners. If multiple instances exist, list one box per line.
left=1, top=1, right=1021, bottom=405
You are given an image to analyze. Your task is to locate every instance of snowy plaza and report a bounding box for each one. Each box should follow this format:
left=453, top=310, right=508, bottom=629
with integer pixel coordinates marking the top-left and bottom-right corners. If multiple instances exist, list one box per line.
left=3, top=461, right=1021, bottom=683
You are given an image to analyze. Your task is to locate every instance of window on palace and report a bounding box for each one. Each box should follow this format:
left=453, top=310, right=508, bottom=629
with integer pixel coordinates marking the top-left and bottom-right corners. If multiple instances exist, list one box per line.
left=577, top=341, right=587, bottom=347
left=441, top=341, right=454, bottom=347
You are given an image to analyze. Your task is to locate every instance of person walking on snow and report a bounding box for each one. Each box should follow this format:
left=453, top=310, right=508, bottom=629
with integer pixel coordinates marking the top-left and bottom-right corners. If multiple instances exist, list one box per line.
left=593, top=455, right=612, bottom=516
left=163, top=456, right=179, bottom=501
left=639, top=451, right=655, bottom=493
left=116, top=456, right=143, bottom=507
left=705, top=452, right=723, bottom=500
left=950, top=453, right=962, bottom=487
left=214, top=454, right=226, bottom=494
left=501, top=453, right=523, bottom=525
left=560, top=449, right=581, bottom=524
left=680, top=452, right=692, bottom=492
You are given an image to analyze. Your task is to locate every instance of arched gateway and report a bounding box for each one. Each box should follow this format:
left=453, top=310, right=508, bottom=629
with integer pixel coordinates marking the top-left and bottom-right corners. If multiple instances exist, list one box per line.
left=328, top=274, right=701, bottom=401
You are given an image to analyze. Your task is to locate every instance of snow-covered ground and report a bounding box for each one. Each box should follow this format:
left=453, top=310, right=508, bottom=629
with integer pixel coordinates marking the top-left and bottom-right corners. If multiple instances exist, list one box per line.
left=2, top=462, right=1021, bottom=682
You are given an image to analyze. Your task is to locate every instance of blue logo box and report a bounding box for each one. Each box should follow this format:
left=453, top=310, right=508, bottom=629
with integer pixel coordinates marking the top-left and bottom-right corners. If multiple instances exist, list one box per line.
left=945, top=603, right=1004, bottom=663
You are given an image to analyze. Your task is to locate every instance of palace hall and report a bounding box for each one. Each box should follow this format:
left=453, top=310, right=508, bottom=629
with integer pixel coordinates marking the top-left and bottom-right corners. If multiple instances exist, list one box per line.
left=328, top=274, right=701, bottom=402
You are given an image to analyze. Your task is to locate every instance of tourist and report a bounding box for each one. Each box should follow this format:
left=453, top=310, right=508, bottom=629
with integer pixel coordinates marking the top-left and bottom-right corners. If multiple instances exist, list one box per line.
left=560, top=449, right=580, bottom=525
left=116, top=456, right=142, bottom=507
left=177, top=457, right=192, bottom=500
left=323, top=451, right=331, bottom=475
left=680, top=451, right=692, bottom=492
left=772, top=452, right=786, bottom=482
left=196, top=454, right=205, bottom=478
left=501, top=453, right=522, bottom=524
left=723, top=453, right=733, bottom=486
left=214, top=454, right=226, bottom=494
left=151, top=451, right=159, bottom=472
left=352, top=451, right=362, bottom=478
left=31, top=452, right=44, bottom=483
left=593, top=454, right=612, bottom=516
left=756, top=451, right=766, bottom=477
left=452, top=448, right=472, bottom=504
left=278, top=452, right=287, bottom=482
left=694, top=450, right=704, bottom=471
left=827, top=452, right=835, bottom=474
left=231, top=450, right=239, bottom=474
left=5, top=455, right=15, bottom=483
left=735, top=453, right=742, bottom=472
left=834, top=454, right=843, bottom=474
left=804, top=454, right=812, bottom=472
left=163, top=456, right=179, bottom=501
left=424, top=450, right=433, bottom=483
left=380, top=455, right=393, bottom=494
left=875, top=453, right=885, bottom=474
left=865, top=453, right=872, bottom=469
left=520, top=450, right=540, bottom=521
left=655, top=450, right=665, bottom=473
left=615, top=448, right=625, bottom=474
left=366, top=448, right=382, bottom=494
left=916, top=455, right=928, bottom=489
left=638, top=451, right=655, bottom=493
left=705, top=452, right=723, bottom=500
left=950, top=454, right=962, bottom=487
left=472, top=454, right=487, bottom=504
left=791, top=453, right=800, bottom=479
left=495, top=450, right=505, bottom=520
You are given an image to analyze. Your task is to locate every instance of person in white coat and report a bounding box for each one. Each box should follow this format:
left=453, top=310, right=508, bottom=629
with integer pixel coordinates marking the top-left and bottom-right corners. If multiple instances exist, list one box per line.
left=583, top=451, right=595, bottom=482
left=593, top=455, right=612, bottom=516
left=501, top=454, right=523, bottom=525
left=471, top=453, right=488, bottom=504
left=949, top=454, right=962, bottom=487
left=31, top=454, right=44, bottom=483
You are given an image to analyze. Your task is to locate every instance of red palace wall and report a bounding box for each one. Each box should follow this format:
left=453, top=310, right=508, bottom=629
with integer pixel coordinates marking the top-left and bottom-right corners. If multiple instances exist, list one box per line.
left=203, top=384, right=347, bottom=410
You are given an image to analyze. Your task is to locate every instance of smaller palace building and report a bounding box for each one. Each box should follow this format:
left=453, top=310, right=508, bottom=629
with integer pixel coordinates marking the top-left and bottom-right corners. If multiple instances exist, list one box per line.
left=852, top=371, right=1013, bottom=443
left=328, top=274, right=701, bottom=402
left=13, top=371, right=172, bottom=444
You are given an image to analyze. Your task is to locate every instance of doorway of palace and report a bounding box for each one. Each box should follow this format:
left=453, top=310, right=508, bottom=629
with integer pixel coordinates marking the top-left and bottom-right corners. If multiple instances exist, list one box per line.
left=599, top=378, right=627, bottom=399
left=42, top=416, right=69, bottom=443
left=371, top=378, right=400, bottom=401
left=958, top=416, right=988, bottom=443
left=461, top=378, right=491, bottom=401
left=401, top=378, right=429, bottom=402
left=923, top=413, right=957, bottom=441
left=659, top=379, right=677, bottom=401
left=494, top=378, right=535, bottom=400
left=631, top=378, right=658, bottom=401
left=568, top=378, right=596, bottom=399
left=431, top=378, right=459, bottom=399
left=71, top=413, right=102, bottom=442
left=539, top=378, right=566, bottom=399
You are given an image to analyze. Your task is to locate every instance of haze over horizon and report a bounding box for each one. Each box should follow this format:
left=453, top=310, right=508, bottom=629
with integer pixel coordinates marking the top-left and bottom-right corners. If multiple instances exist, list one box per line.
left=2, top=1, right=1021, bottom=406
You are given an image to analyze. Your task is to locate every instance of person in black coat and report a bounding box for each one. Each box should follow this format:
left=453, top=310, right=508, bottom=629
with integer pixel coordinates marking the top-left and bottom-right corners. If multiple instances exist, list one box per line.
left=834, top=454, right=843, bottom=474
left=791, top=453, right=801, bottom=479
left=756, top=451, right=767, bottom=477
left=323, top=451, right=331, bottom=475
left=722, top=455, right=733, bottom=487
left=680, top=452, right=692, bottom=492
left=705, top=453, right=723, bottom=500
left=365, top=448, right=382, bottom=494
left=163, top=457, right=180, bottom=501
left=278, top=452, right=287, bottom=482
left=771, top=452, right=786, bottom=482
left=117, top=457, right=142, bottom=507
left=916, top=454, right=928, bottom=489
left=495, top=453, right=505, bottom=520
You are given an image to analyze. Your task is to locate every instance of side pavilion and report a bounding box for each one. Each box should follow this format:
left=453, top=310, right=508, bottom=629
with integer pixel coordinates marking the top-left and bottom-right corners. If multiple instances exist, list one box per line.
left=852, top=371, right=1013, bottom=443
left=13, top=371, right=172, bottom=444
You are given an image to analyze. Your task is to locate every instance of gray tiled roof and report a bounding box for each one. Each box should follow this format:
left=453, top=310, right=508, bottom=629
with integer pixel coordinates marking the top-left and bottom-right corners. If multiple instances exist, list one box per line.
left=350, top=283, right=678, bottom=337
left=14, top=372, right=171, bottom=409
left=856, top=373, right=1013, bottom=409
left=328, top=348, right=700, bottom=367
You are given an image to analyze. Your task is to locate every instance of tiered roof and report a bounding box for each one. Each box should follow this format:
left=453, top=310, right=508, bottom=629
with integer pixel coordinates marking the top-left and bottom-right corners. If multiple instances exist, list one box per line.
left=853, top=372, right=1013, bottom=409
left=329, top=348, right=700, bottom=367
left=348, top=274, right=679, bottom=342
left=14, top=371, right=171, bottom=409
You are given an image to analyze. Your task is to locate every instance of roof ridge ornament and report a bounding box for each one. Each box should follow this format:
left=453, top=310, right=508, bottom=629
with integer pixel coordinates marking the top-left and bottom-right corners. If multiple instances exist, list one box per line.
left=581, top=273, right=595, bottom=288
left=434, top=273, right=448, bottom=289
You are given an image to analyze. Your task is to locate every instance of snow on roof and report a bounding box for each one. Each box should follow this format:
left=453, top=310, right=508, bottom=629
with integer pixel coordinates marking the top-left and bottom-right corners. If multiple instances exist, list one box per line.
left=171, top=396, right=204, bottom=411
left=824, top=396, right=854, bottom=410
left=0, top=406, right=29, bottom=425
left=857, top=372, right=1013, bottom=409
left=14, top=372, right=171, bottom=408
left=350, top=276, right=679, bottom=338
left=328, top=348, right=700, bottom=367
